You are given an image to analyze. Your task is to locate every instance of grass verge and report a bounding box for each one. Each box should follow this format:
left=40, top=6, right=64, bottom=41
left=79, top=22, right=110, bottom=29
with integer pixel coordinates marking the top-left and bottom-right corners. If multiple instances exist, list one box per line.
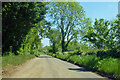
left=2, top=54, right=35, bottom=68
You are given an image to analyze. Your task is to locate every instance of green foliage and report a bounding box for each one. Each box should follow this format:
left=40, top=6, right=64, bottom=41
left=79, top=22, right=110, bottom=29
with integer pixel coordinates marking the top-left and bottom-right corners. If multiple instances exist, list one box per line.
left=83, top=19, right=111, bottom=48
left=47, top=28, right=61, bottom=53
left=50, top=50, right=119, bottom=79
left=106, top=49, right=120, bottom=58
left=2, top=54, right=35, bottom=68
left=67, top=40, right=81, bottom=51
left=96, top=58, right=119, bottom=78
left=48, top=2, right=85, bottom=52
left=80, top=55, right=99, bottom=70
left=68, top=55, right=99, bottom=70
left=18, top=21, right=44, bottom=55
left=82, top=16, right=120, bottom=51
left=96, top=49, right=120, bottom=58
left=111, top=15, right=120, bottom=53
left=2, top=2, right=47, bottom=54
left=68, top=55, right=82, bottom=64
left=43, top=46, right=52, bottom=54
left=8, top=52, right=15, bottom=56
left=56, top=53, right=71, bottom=61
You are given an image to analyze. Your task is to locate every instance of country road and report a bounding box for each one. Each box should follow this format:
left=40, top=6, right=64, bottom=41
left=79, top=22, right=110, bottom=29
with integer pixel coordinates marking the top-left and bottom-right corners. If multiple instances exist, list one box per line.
left=3, top=55, right=108, bottom=79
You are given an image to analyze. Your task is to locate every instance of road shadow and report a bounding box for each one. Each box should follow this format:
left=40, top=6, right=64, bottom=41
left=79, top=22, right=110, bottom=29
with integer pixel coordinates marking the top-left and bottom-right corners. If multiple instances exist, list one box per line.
left=68, top=68, right=89, bottom=72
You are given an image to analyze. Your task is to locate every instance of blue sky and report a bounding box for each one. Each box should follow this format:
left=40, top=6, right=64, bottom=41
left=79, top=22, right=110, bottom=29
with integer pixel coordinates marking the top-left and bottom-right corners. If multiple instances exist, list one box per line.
left=41, top=2, right=118, bottom=47
left=80, top=2, right=118, bottom=22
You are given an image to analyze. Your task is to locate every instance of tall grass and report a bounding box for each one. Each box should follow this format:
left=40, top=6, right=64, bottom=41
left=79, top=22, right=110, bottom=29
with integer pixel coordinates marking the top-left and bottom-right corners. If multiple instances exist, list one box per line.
left=2, top=54, right=35, bottom=68
left=96, top=57, right=119, bottom=78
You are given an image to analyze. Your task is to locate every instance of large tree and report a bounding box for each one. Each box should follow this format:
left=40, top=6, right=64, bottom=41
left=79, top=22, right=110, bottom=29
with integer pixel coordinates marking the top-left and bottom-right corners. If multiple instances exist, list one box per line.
left=2, top=2, right=47, bottom=54
left=48, top=2, right=85, bottom=52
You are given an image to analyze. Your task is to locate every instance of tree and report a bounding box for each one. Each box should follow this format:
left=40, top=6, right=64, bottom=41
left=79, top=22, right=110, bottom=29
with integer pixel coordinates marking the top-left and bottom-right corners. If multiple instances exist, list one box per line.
left=2, top=2, right=47, bottom=54
left=18, top=22, right=43, bottom=55
left=110, top=14, right=120, bottom=51
left=47, top=28, right=61, bottom=54
left=48, top=2, right=85, bottom=52
left=67, top=40, right=80, bottom=51
left=83, top=18, right=112, bottom=49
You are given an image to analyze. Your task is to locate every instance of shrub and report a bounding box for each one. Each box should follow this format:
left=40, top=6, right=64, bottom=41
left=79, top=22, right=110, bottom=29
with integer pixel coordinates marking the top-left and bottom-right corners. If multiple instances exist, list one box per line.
left=68, top=55, right=100, bottom=70
left=97, top=50, right=107, bottom=58
left=68, top=55, right=82, bottom=64
left=85, top=52, right=96, bottom=55
left=74, top=50, right=82, bottom=55
left=56, top=53, right=70, bottom=60
left=80, top=55, right=100, bottom=70
left=106, top=49, right=120, bottom=58
left=96, top=57, right=119, bottom=78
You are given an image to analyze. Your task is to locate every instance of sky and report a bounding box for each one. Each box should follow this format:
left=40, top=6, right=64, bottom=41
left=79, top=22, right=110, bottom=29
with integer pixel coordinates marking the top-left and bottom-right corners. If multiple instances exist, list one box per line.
left=41, top=2, right=118, bottom=47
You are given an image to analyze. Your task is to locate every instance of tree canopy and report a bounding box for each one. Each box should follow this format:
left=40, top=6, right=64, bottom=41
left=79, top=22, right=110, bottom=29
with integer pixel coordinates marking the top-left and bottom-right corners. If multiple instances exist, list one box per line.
left=2, top=2, right=47, bottom=54
left=47, top=2, right=85, bottom=52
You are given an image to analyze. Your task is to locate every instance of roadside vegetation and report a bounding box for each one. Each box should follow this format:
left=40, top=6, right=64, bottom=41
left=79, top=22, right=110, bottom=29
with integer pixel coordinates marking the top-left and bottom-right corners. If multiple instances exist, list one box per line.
left=2, top=54, right=35, bottom=68
left=44, top=2, right=120, bottom=80
left=2, top=2, right=120, bottom=80
left=2, top=2, right=48, bottom=68
left=48, top=50, right=120, bottom=80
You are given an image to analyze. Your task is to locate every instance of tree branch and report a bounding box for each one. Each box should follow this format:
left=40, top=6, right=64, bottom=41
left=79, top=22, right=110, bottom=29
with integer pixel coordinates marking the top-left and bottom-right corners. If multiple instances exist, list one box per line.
left=65, top=32, right=76, bottom=48
left=65, top=21, right=71, bottom=37
left=67, top=22, right=74, bottom=41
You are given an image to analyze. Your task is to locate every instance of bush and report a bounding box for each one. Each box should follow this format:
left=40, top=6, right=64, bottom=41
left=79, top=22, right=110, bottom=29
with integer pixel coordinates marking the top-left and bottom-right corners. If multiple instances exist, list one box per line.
left=96, top=49, right=120, bottom=58
left=68, top=55, right=82, bottom=64
left=74, top=50, right=82, bottom=55
left=97, top=50, right=107, bottom=58
left=80, top=55, right=100, bottom=70
left=56, top=53, right=71, bottom=60
left=106, top=49, right=120, bottom=58
left=68, top=55, right=99, bottom=70
left=53, top=49, right=120, bottom=79
left=49, top=53, right=53, bottom=56
left=96, top=57, right=119, bottom=78
left=85, top=52, right=96, bottom=55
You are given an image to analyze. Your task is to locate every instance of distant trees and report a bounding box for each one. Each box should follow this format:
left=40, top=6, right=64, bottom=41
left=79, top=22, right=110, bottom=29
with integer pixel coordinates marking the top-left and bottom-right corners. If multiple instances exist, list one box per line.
left=2, top=2, right=47, bottom=55
left=67, top=40, right=80, bottom=51
left=47, top=28, right=61, bottom=54
left=48, top=2, right=85, bottom=52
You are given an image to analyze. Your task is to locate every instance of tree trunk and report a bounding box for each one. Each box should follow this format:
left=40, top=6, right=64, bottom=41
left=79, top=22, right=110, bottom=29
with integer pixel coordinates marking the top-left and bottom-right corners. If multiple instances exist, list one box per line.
left=62, top=38, right=65, bottom=52
left=53, top=42, right=56, bottom=54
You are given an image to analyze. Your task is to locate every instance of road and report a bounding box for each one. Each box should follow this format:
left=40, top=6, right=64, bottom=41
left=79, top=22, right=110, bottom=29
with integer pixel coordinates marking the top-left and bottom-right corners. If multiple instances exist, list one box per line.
left=3, top=55, right=108, bottom=79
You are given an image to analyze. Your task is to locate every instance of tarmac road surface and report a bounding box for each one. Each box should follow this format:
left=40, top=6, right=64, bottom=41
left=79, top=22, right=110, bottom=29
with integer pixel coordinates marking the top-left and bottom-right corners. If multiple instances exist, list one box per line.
left=3, top=55, right=108, bottom=80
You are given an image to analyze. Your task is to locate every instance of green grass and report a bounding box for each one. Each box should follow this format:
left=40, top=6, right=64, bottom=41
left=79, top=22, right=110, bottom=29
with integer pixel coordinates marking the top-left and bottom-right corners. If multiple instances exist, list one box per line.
left=96, top=57, right=120, bottom=78
left=2, top=54, right=35, bottom=68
